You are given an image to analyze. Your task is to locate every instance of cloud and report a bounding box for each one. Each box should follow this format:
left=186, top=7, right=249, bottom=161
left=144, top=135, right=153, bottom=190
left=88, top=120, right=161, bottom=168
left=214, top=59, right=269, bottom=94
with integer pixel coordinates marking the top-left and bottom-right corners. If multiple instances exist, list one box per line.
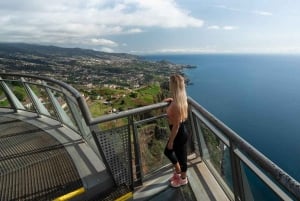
left=214, top=4, right=272, bottom=17
left=91, top=38, right=118, bottom=47
left=207, top=25, right=238, bottom=30
left=127, top=28, right=143, bottom=33
left=214, top=5, right=241, bottom=12
left=100, top=47, right=115, bottom=53
left=252, top=10, right=272, bottom=16
left=121, top=1, right=204, bottom=28
left=223, top=26, right=238, bottom=30
left=208, top=25, right=220, bottom=30
left=0, top=0, right=204, bottom=49
left=153, top=47, right=219, bottom=54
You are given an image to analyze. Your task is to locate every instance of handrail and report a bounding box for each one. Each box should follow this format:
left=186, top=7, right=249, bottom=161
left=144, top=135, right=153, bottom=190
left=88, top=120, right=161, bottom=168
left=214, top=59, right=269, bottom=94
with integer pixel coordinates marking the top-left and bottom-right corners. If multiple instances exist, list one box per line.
left=0, top=73, right=93, bottom=124
left=0, top=73, right=82, bottom=98
left=188, top=97, right=300, bottom=200
left=90, top=101, right=168, bottom=125
left=0, top=73, right=168, bottom=126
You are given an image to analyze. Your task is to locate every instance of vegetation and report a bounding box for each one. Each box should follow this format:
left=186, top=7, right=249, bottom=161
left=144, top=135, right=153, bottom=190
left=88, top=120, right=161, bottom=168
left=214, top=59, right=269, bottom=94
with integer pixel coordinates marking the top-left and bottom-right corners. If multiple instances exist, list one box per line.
left=85, top=81, right=170, bottom=174
left=88, top=83, right=162, bottom=117
left=13, top=86, right=26, bottom=102
left=137, top=121, right=170, bottom=174
left=0, top=99, right=9, bottom=107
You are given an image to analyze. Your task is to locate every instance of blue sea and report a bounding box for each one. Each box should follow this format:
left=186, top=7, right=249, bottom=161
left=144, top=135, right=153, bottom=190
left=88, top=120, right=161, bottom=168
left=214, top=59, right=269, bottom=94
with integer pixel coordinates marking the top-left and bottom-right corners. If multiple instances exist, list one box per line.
left=144, top=54, right=300, bottom=199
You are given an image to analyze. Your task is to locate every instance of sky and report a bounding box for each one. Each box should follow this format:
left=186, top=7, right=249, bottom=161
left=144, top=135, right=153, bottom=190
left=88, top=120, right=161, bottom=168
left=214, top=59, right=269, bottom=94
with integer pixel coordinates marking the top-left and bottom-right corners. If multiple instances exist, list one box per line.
left=1, top=0, right=300, bottom=54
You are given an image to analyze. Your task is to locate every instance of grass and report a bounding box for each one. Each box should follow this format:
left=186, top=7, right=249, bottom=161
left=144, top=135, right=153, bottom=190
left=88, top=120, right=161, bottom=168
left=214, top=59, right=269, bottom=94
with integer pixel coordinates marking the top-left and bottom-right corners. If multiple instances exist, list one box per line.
left=0, top=99, right=10, bottom=107
left=88, top=83, right=162, bottom=118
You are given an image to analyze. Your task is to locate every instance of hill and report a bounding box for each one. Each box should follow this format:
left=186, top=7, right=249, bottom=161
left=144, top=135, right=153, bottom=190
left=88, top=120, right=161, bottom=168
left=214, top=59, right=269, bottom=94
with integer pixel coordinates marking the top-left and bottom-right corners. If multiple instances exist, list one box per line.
left=0, top=43, right=187, bottom=87
left=0, top=42, right=138, bottom=60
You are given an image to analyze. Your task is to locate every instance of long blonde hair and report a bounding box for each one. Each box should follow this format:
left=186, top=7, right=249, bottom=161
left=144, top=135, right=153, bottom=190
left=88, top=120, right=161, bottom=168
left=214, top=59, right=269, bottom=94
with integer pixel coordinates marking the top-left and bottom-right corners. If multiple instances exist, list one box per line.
left=169, top=74, right=188, bottom=121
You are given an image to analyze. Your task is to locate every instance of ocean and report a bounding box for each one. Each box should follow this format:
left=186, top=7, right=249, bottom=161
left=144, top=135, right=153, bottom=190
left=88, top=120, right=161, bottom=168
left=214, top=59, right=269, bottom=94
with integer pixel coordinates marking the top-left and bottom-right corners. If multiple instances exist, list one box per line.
left=143, top=54, right=300, bottom=199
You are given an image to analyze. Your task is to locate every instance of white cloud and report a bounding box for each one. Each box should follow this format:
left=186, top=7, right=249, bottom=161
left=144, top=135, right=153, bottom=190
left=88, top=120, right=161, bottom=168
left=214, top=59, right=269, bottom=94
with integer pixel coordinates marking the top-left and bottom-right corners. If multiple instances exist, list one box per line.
left=91, top=38, right=118, bottom=47
left=214, top=5, right=241, bottom=12
left=207, top=25, right=238, bottom=30
left=252, top=10, right=272, bottom=16
left=0, top=0, right=204, bottom=49
left=154, top=47, right=219, bottom=54
left=223, top=26, right=238, bottom=30
left=208, top=25, right=220, bottom=30
left=150, top=46, right=300, bottom=54
left=215, top=5, right=272, bottom=17
left=237, top=46, right=300, bottom=54
left=127, top=28, right=143, bottom=33
left=100, top=47, right=115, bottom=53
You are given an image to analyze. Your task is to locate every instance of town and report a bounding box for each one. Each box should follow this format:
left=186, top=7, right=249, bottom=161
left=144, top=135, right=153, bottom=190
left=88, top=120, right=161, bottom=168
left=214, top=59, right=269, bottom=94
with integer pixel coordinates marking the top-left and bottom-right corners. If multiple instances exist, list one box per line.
left=0, top=43, right=195, bottom=116
left=0, top=43, right=191, bottom=89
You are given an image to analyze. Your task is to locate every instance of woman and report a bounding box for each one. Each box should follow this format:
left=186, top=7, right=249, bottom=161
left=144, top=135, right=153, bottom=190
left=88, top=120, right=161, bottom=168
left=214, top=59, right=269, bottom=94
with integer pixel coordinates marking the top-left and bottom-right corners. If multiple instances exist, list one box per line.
left=164, top=74, right=189, bottom=188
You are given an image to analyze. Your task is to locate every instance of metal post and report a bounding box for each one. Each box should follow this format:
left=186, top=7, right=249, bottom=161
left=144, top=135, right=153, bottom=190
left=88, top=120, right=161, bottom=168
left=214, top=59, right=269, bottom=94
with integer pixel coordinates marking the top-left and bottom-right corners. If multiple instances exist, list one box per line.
left=229, top=143, right=245, bottom=201
left=127, top=116, right=134, bottom=190
left=132, top=118, right=143, bottom=187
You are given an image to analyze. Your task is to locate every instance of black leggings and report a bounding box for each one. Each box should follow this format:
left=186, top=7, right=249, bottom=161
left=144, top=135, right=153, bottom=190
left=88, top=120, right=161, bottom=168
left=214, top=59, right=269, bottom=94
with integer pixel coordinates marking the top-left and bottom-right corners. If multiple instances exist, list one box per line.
left=164, top=123, right=188, bottom=172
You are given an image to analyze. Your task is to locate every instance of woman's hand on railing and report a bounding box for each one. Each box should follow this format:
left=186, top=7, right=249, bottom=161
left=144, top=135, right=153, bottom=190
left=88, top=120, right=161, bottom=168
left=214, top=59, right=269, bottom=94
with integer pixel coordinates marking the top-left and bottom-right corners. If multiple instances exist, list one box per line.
left=163, top=98, right=173, bottom=103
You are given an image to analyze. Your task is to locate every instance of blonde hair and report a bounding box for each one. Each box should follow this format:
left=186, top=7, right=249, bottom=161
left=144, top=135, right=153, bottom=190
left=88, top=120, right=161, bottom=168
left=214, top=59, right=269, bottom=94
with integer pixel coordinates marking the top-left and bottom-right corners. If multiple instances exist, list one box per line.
left=169, top=74, right=188, bottom=121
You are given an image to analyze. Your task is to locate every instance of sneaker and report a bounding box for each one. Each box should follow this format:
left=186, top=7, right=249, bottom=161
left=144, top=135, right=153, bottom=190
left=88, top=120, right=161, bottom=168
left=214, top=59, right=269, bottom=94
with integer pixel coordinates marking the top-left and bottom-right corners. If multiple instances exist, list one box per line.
left=169, top=172, right=180, bottom=182
left=170, top=177, right=188, bottom=188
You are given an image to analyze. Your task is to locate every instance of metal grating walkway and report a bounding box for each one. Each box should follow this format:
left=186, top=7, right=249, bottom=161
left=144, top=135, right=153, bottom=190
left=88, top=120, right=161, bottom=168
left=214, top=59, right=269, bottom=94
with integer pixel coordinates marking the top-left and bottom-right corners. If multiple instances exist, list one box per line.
left=0, top=116, right=83, bottom=201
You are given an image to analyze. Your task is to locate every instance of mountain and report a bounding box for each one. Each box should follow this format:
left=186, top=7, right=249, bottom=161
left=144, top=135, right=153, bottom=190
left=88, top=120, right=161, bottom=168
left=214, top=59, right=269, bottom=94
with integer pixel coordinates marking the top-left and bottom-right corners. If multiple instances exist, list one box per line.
left=0, top=42, right=138, bottom=60
left=0, top=43, right=187, bottom=87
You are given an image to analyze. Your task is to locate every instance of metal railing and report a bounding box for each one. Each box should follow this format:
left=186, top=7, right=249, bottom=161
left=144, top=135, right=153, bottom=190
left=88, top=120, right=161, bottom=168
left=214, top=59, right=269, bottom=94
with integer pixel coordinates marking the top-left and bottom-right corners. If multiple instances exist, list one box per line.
left=0, top=73, right=299, bottom=201
left=188, top=98, right=300, bottom=201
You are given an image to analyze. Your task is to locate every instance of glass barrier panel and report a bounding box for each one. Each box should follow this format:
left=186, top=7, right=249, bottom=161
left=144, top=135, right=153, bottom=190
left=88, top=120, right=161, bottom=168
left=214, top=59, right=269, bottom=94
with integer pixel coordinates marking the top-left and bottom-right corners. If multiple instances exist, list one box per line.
left=0, top=84, right=10, bottom=108
left=240, top=162, right=292, bottom=201
left=199, top=122, right=234, bottom=193
left=65, top=95, right=92, bottom=138
left=184, top=120, right=196, bottom=155
left=136, top=117, right=170, bottom=175
left=9, top=81, right=35, bottom=112
left=48, top=88, right=78, bottom=131
left=27, top=83, right=58, bottom=119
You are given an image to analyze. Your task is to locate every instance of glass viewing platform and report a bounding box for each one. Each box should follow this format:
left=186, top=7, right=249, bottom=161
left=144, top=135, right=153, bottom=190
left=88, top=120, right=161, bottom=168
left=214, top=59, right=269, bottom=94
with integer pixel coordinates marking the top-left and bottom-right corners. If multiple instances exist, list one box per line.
left=0, top=73, right=299, bottom=201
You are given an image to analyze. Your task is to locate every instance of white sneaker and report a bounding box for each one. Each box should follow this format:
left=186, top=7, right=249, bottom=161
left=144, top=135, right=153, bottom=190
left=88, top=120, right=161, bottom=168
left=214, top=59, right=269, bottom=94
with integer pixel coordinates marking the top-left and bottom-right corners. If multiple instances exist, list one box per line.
left=169, top=172, right=180, bottom=182
left=170, top=176, right=188, bottom=188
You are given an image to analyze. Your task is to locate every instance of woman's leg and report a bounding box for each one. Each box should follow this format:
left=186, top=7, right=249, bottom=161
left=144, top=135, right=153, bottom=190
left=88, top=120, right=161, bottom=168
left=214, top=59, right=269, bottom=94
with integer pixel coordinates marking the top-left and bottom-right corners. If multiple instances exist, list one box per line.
left=164, top=145, right=181, bottom=175
left=174, top=162, right=181, bottom=173
left=164, top=143, right=178, bottom=165
left=174, top=143, right=187, bottom=177
left=170, top=142, right=188, bottom=187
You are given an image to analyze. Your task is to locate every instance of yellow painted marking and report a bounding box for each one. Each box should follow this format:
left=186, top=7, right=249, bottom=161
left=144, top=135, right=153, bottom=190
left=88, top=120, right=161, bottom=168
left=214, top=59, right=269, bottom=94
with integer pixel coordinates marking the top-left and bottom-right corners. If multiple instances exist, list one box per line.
left=115, top=192, right=133, bottom=201
left=53, top=187, right=85, bottom=201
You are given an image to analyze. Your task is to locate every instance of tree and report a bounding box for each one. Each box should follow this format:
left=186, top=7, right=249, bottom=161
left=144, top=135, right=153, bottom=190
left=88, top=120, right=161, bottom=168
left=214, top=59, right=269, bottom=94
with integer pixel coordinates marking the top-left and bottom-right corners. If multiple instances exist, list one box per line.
left=129, top=92, right=138, bottom=98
